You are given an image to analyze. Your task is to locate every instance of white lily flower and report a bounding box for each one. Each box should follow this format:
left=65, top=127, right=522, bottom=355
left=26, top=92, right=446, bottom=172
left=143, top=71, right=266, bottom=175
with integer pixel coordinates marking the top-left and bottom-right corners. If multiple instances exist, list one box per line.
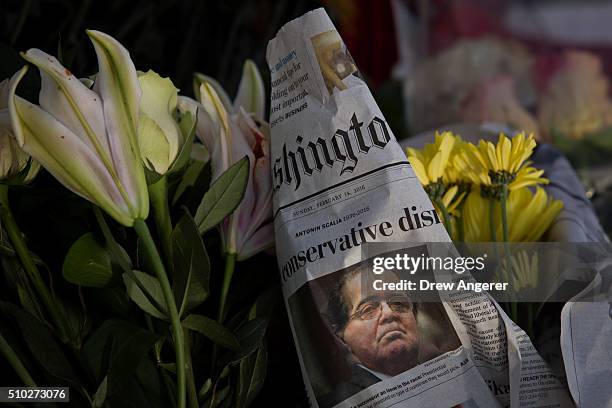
left=8, top=30, right=148, bottom=226
left=184, top=60, right=273, bottom=259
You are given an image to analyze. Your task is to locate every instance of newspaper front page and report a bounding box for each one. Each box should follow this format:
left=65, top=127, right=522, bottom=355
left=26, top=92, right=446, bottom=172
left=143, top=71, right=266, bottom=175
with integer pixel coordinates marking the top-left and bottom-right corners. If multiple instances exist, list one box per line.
left=266, top=8, right=572, bottom=408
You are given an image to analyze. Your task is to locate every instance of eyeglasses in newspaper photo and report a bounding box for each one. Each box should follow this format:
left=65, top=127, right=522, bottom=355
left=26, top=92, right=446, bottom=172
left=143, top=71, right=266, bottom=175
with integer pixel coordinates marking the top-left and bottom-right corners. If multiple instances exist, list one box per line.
left=348, top=295, right=414, bottom=322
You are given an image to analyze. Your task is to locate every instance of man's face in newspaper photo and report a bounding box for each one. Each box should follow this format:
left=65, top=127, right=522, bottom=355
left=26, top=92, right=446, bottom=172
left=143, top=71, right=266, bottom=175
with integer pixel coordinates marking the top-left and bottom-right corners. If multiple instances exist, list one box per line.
left=338, top=272, right=419, bottom=376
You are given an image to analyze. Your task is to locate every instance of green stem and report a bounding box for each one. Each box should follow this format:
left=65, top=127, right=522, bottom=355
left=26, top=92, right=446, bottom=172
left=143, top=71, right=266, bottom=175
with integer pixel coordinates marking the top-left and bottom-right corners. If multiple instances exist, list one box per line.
left=148, top=176, right=173, bottom=268
left=500, top=185, right=510, bottom=245
left=0, top=330, right=36, bottom=386
left=133, top=219, right=186, bottom=408
left=434, top=199, right=453, bottom=240
left=210, top=253, right=237, bottom=374
left=218, top=252, right=237, bottom=323
left=488, top=198, right=497, bottom=242
left=184, top=329, right=200, bottom=408
left=0, top=185, right=68, bottom=342
left=500, top=185, right=518, bottom=321
left=457, top=198, right=465, bottom=242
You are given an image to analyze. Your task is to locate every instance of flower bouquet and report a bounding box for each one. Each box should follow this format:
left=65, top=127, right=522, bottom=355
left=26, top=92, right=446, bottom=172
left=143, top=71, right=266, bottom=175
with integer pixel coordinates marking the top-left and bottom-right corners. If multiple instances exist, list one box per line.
left=0, top=30, right=274, bottom=408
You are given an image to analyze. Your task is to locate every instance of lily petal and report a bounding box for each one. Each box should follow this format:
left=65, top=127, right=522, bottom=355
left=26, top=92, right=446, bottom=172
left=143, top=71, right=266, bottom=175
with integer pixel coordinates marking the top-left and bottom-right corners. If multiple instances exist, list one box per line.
left=8, top=68, right=132, bottom=225
left=237, top=223, right=274, bottom=261
left=137, top=70, right=181, bottom=174
left=21, top=49, right=111, bottom=160
left=235, top=110, right=272, bottom=240
left=87, top=30, right=147, bottom=220
left=233, top=60, right=265, bottom=121
left=193, top=72, right=232, bottom=112
left=196, top=83, right=231, bottom=180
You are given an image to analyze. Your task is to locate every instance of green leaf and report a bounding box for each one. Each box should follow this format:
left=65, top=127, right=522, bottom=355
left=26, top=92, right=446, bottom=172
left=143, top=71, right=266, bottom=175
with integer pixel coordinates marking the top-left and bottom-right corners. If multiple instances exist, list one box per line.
left=63, top=233, right=114, bottom=287
left=58, top=296, right=92, bottom=349
left=0, top=257, right=45, bottom=321
left=82, top=319, right=159, bottom=393
left=168, top=108, right=198, bottom=175
left=171, top=147, right=208, bottom=206
left=205, top=384, right=231, bottom=408
left=122, top=270, right=167, bottom=319
left=0, top=241, right=45, bottom=266
left=159, top=363, right=176, bottom=374
left=182, top=314, right=240, bottom=350
left=172, top=213, right=210, bottom=316
left=90, top=286, right=133, bottom=319
left=231, top=318, right=268, bottom=362
left=237, top=341, right=267, bottom=407
left=92, top=376, right=108, bottom=408
left=248, top=287, right=280, bottom=321
left=1, top=302, right=80, bottom=386
left=195, top=156, right=250, bottom=233
left=145, top=165, right=164, bottom=185
left=198, top=378, right=212, bottom=401
left=93, top=207, right=132, bottom=273
left=135, top=358, right=168, bottom=408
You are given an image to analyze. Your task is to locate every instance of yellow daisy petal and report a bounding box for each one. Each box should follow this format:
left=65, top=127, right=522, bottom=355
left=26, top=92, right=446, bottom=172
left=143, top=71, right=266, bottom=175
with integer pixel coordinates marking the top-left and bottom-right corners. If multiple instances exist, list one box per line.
left=408, top=156, right=430, bottom=185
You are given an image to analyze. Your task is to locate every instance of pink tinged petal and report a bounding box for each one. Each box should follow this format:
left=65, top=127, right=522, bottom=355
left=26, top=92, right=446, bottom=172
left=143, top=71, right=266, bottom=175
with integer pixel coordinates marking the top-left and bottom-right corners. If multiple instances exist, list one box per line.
left=228, top=121, right=256, bottom=242
left=87, top=30, right=148, bottom=220
left=235, top=108, right=267, bottom=157
left=237, top=222, right=274, bottom=261
left=194, top=107, right=227, bottom=183
left=21, top=49, right=111, bottom=160
left=197, top=83, right=231, bottom=180
left=219, top=217, right=230, bottom=251
left=243, top=156, right=273, bottom=241
left=232, top=110, right=273, bottom=247
left=233, top=60, right=265, bottom=121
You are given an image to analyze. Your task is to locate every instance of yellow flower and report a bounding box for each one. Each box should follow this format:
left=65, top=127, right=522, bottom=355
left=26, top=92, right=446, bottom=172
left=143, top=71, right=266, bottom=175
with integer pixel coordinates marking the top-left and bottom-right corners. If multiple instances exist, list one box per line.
left=505, top=187, right=563, bottom=242
left=407, top=131, right=458, bottom=186
left=461, top=189, right=491, bottom=242
left=454, top=132, right=547, bottom=193
left=407, top=131, right=469, bottom=238
left=462, top=187, right=563, bottom=242
left=493, top=250, right=539, bottom=291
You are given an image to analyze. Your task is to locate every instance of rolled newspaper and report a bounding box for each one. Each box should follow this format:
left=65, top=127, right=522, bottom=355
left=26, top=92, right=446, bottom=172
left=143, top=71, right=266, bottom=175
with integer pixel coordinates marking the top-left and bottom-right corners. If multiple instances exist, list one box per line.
left=267, top=8, right=572, bottom=408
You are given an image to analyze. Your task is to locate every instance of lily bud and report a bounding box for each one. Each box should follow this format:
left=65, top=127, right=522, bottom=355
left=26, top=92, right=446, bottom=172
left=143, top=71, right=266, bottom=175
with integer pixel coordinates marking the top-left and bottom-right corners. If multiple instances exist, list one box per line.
left=8, top=31, right=148, bottom=226
left=137, top=70, right=184, bottom=175
left=0, top=78, right=40, bottom=183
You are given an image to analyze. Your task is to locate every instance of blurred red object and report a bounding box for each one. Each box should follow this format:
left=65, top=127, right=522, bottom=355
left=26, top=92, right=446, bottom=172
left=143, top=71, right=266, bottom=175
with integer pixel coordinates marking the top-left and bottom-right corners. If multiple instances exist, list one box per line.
left=324, top=0, right=398, bottom=87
